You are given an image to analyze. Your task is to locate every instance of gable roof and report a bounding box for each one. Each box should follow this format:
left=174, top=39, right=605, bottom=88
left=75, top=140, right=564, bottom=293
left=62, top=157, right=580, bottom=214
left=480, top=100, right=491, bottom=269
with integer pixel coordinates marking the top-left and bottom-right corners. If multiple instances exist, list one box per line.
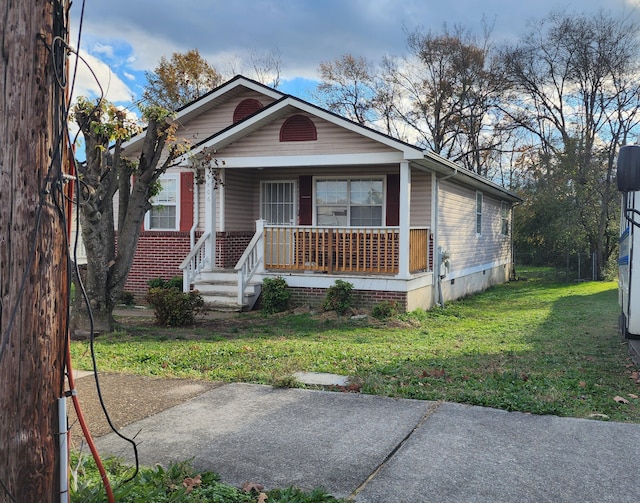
left=124, top=75, right=521, bottom=203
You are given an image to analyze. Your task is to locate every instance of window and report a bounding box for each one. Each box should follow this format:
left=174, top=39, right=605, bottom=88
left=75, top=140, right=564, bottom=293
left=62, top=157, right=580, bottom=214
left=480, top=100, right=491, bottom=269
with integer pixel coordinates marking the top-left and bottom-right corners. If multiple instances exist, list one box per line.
left=316, top=179, right=383, bottom=226
left=146, top=175, right=179, bottom=230
left=476, top=191, right=483, bottom=235
left=501, top=201, right=510, bottom=236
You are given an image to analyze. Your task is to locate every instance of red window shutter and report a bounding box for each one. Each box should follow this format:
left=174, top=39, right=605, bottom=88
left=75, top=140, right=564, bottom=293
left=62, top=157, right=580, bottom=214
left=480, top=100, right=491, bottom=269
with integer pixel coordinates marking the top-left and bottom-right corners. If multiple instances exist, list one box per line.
left=299, top=175, right=312, bottom=225
left=386, top=174, right=400, bottom=226
left=233, top=98, right=263, bottom=123
left=180, top=172, right=194, bottom=232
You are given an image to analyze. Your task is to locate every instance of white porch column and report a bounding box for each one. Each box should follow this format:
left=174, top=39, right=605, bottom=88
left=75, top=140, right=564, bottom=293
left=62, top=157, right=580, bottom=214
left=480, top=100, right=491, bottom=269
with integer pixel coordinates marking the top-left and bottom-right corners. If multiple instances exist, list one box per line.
left=398, top=160, right=411, bottom=278
left=204, top=167, right=216, bottom=271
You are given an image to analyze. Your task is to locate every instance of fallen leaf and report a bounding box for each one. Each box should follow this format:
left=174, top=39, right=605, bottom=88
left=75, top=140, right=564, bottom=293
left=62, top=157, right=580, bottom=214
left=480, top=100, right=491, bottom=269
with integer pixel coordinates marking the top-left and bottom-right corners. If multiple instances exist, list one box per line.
left=630, top=371, right=639, bottom=380
left=614, top=396, right=630, bottom=404
left=589, top=413, right=610, bottom=420
left=628, top=394, right=639, bottom=399
left=242, top=482, right=265, bottom=493
left=183, top=474, right=202, bottom=494
left=579, top=381, right=586, bottom=388
left=257, top=493, right=268, bottom=503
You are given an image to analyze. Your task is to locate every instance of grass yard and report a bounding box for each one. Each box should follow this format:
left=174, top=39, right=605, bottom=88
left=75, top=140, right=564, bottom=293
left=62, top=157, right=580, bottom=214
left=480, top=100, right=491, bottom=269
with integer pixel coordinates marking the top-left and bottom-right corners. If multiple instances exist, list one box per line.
left=70, top=271, right=640, bottom=423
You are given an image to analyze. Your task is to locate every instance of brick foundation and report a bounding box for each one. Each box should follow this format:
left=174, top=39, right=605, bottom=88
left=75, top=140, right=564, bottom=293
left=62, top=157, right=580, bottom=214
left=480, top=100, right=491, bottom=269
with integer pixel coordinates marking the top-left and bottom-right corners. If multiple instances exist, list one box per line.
left=287, top=286, right=407, bottom=312
left=215, top=231, right=253, bottom=268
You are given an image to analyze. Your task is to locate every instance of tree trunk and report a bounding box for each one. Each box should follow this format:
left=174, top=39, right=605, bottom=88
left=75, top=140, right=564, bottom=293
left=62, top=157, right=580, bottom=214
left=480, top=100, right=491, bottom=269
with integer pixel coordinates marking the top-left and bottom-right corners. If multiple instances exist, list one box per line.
left=0, top=1, right=69, bottom=501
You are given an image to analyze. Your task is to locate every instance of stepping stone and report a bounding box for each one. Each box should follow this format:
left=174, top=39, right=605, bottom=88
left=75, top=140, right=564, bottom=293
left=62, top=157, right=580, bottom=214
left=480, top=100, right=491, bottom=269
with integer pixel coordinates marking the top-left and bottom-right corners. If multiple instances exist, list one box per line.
left=293, top=372, right=349, bottom=387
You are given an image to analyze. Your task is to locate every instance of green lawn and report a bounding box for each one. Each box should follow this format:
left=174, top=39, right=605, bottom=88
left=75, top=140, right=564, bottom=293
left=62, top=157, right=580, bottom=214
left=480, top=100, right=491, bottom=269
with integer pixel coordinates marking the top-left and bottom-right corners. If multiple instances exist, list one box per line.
left=71, top=272, right=640, bottom=422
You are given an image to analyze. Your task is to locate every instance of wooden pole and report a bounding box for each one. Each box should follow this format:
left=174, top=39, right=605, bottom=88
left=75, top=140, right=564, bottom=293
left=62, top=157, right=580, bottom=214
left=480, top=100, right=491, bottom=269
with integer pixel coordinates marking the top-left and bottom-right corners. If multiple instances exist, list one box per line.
left=0, top=1, right=70, bottom=501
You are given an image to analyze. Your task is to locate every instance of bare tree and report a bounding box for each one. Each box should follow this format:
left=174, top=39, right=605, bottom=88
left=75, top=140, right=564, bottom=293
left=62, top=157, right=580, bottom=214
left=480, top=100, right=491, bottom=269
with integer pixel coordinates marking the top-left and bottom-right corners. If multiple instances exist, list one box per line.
left=499, top=10, right=640, bottom=275
left=315, top=54, right=377, bottom=126
left=248, top=47, right=284, bottom=88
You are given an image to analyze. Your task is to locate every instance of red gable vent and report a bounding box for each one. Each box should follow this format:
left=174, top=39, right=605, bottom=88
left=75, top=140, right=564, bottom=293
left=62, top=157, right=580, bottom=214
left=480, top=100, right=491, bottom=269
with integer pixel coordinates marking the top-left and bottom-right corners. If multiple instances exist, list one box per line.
left=280, top=114, right=317, bottom=142
left=233, top=98, right=263, bottom=123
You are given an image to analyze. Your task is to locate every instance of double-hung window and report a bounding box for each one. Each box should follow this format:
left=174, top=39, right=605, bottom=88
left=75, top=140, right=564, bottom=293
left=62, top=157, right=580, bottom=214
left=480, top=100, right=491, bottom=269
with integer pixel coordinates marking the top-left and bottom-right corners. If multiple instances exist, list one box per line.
left=146, top=175, right=179, bottom=230
left=316, top=178, right=383, bottom=226
left=476, top=191, right=483, bottom=235
left=501, top=201, right=510, bottom=236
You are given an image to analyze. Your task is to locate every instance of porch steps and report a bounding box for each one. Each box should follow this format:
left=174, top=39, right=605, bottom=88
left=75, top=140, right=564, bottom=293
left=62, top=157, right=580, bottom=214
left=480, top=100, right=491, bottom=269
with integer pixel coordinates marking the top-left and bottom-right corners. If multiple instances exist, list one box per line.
left=192, top=269, right=261, bottom=312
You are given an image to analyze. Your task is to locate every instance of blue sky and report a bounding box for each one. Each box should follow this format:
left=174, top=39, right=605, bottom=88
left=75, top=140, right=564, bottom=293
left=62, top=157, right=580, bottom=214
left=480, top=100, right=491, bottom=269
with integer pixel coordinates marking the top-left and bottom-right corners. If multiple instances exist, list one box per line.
left=68, top=0, right=640, bottom=109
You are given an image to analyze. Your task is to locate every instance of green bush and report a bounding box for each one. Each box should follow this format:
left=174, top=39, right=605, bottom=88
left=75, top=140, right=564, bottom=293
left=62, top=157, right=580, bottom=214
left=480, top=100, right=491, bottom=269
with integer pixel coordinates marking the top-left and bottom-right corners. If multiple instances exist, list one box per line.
left=146, top=288, right=204, bottom=326
left=147, top=276, right=183, bottom=291
left=322, top=279, right=353, bottom=315
left=261, top=276, right=291, bottom=314
left=118, top=291, right=136, bottom=306
left=371, top=300, right=399, bottom=319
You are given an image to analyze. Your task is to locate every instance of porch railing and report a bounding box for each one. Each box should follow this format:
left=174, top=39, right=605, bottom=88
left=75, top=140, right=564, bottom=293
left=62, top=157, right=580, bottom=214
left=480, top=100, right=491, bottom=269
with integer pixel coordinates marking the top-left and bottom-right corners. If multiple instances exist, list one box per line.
left=179, top=232, right=210, bottom=292
left=234, top=226, right=264, bottom=305
left=264, top=226, right=431, bottom=274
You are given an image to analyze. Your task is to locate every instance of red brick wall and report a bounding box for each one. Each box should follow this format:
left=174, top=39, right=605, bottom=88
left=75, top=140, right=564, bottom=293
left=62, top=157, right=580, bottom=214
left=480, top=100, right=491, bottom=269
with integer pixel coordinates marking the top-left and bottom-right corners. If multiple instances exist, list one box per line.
left=287, top=286, right=407, bottom=311
left=215, top=231, right=253, bottom=268
left=123, top=231, right=192, bottom=297
left=123, top=230, right=253, bottom=297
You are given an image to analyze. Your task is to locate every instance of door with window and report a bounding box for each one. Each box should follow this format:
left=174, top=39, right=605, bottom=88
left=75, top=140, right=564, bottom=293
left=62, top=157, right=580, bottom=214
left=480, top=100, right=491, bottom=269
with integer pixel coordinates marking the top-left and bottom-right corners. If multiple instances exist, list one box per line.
left=261, top=181, right=296, bottom=265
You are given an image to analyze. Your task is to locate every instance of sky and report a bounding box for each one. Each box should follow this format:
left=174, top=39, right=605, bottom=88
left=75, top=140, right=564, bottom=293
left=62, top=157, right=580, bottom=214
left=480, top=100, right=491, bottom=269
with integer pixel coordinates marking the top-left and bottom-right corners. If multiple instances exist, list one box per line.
left=69, top=0, right=640, bottom=109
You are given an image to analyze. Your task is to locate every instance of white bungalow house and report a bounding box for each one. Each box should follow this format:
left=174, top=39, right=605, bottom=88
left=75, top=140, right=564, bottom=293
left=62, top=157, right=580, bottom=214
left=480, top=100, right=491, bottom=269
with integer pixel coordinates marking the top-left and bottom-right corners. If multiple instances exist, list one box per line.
left=120, top=75, right=521, bottom=312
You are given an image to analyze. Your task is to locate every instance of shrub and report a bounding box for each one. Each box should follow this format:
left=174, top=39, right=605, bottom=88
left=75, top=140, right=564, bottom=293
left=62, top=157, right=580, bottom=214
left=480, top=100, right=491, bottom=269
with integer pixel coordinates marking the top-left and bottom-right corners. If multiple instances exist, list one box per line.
left=118, top=291, right=136, bottom=306
left=261, top=276, right=291, bottom=314
left=372, top=300, right=399, bottom=319
left=322, top=279, right=353, bottom=315
left=147, top=276, right=183, bottom=291
left=146, top=288, right=204, bottom=326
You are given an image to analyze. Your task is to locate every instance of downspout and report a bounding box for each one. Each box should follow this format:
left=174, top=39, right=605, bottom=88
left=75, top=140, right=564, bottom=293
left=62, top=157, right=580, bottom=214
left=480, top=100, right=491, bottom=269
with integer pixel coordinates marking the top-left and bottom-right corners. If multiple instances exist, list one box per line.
left=189, top=170, right=199, bottom=249
left=434, top=168, right=458, bottom=307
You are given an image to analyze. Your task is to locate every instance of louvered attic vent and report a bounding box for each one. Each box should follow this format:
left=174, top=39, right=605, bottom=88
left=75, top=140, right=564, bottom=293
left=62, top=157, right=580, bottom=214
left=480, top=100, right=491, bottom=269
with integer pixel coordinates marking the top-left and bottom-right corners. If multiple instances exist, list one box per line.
left=233, top=98, right=263, bottom=123
left=280, top=114, right=317, bottom=141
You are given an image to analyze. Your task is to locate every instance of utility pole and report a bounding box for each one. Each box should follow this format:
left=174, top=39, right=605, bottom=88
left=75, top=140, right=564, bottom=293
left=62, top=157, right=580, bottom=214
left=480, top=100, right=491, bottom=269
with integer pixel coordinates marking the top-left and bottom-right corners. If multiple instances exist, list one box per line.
left=0, top=1, right=70, bottom=502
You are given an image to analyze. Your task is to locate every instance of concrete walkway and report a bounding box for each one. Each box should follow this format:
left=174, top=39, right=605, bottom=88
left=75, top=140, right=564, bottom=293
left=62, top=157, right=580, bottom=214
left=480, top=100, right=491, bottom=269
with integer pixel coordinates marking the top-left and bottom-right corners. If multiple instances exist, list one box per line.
left=94, top=382, right=640, bottom=502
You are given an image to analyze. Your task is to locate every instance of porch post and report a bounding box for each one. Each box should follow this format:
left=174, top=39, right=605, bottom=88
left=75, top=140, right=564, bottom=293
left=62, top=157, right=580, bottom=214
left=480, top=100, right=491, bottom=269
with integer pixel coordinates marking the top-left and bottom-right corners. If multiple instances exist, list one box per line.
left=398, top=160, right=411, bottom=278
left=205, top=167, right=216, bottom=271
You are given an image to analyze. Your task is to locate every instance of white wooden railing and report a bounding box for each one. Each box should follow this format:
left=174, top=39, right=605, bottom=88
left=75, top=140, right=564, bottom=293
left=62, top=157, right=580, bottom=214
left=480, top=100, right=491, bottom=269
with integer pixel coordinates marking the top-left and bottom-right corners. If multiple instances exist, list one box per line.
left=179, top=232, right=210, bottom=292
left=234, top=221, right=265, bottom=305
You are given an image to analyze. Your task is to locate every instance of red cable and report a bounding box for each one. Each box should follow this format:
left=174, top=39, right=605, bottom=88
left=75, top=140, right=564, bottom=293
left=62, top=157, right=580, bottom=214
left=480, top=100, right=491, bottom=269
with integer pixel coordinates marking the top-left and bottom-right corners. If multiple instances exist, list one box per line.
left=65, top=346, right=115, bottom=503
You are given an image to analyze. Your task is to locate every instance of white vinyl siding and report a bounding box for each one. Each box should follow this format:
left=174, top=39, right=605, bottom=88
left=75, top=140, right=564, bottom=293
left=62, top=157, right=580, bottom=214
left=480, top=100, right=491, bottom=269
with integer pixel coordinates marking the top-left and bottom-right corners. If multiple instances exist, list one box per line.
left=439, top=181, right=510, bottom=273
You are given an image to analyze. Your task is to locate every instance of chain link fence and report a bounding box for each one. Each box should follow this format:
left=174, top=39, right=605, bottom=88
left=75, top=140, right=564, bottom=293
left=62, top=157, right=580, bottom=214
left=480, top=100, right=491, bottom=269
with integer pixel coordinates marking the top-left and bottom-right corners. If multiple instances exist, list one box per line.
left=514, top=251, right=600, bottom=282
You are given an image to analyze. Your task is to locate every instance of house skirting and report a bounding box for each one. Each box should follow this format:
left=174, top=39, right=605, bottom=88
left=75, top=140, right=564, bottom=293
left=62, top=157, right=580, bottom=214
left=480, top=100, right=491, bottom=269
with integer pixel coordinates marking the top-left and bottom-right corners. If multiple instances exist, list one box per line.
left=440, top=261, right=512, bottom=303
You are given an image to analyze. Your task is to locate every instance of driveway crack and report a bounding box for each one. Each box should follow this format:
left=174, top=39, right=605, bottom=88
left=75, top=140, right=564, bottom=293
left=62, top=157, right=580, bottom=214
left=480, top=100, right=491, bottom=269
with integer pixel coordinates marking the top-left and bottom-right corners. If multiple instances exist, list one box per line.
left=347, top=400, right=443, bottom=500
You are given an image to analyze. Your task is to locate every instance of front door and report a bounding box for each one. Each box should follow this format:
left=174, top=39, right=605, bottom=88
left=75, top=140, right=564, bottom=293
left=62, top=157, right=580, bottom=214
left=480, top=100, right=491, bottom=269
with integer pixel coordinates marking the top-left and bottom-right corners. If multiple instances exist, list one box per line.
left=261, top=181, right=296, bottom=265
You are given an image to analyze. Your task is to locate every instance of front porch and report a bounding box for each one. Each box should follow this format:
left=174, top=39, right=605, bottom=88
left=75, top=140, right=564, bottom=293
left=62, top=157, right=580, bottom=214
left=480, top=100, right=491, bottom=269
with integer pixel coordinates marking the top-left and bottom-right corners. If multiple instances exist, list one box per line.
left=180, top=221, right=433, bottom=311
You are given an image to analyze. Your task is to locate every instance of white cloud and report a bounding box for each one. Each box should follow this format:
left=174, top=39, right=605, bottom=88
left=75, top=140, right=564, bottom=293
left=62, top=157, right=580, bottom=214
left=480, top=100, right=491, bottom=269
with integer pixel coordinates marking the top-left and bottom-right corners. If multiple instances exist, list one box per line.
left=69, top=50, right=135, bottom=104
left=91, top=42, right=115, bottom=58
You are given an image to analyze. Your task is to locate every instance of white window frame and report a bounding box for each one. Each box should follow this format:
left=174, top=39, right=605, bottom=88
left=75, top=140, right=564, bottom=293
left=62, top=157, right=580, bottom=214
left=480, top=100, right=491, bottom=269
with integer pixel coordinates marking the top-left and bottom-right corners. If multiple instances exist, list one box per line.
left=476, top=191, right=483, bottom=236
left=501, top=201, right=510, bottom=236
left=313, top=177, right=385, bottom=227
left=145, top=174, right=180, bottom=231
